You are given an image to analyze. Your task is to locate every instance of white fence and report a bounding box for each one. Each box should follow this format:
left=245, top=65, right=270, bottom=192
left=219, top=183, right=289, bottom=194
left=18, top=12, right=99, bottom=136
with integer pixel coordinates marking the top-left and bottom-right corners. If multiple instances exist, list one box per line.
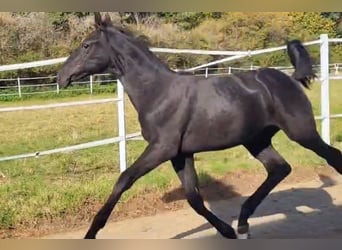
left=0, top=73, right=117, bottom=97
left=0, top=34, right=342, bottom=172
left=1, top=63, right=342, bottom=98
left=0, top=82, right=132, bottom=172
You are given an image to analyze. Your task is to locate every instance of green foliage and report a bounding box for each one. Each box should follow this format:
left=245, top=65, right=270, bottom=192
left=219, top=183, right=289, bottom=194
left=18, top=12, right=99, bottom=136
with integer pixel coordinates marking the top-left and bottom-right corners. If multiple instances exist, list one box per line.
left=119, top=12, right=154, bottom=25
left=1, top=12, right=342, bottom=77
left=336, top=133, right=342, bottom=142
left=161, top=12, right=209, bottom=30
left=47, top=12, right=91, bottom=31
left=288, top=12, right=336, bottom=40
left=321, top=12, right=342, bottom=37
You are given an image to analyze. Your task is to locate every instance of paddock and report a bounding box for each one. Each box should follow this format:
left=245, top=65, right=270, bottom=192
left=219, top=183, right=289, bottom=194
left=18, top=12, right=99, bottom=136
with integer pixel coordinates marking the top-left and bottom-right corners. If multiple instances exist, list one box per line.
left=42, top=174, right=342, bottom=239
left=1, top=34, right=342, bottom=169
left=0, top=33, right=341, bottom=238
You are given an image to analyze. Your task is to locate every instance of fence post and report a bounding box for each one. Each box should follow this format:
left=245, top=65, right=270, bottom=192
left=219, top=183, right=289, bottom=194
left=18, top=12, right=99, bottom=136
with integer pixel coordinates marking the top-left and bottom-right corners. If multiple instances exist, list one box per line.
left=56, top=82, right=60, bottom=94
left=17, top=77, right=21, bottom=97
left=320, top=34, right=330, bottom=145
left=117, top=79, right=127, bottom=172
left=90, top=75, right=93, bottom=95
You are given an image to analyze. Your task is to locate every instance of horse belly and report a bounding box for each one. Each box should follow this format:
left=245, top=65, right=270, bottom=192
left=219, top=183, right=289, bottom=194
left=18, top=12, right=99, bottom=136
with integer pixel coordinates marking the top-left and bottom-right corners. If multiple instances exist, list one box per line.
left=181, top=113, right=265, bottom=153
left=180, top=81, right=273, bottom=153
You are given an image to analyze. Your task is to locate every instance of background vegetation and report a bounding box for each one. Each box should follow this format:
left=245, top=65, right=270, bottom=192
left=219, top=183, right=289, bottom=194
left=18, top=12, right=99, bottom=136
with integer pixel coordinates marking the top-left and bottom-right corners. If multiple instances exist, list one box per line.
left=1, top=12, right=342, bottom=81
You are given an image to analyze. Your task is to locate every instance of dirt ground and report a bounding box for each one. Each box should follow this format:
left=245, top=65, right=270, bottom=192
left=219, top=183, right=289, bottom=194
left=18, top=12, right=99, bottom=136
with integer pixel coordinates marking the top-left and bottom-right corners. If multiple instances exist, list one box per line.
left=3, top=165, right=342, bottom=239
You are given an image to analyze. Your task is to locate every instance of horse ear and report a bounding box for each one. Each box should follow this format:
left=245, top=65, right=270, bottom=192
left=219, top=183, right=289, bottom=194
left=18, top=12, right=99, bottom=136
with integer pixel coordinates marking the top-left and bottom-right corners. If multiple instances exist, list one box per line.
left=103, top=13, right=112, bottom=25
left=94, top=12, right=102, bottom=29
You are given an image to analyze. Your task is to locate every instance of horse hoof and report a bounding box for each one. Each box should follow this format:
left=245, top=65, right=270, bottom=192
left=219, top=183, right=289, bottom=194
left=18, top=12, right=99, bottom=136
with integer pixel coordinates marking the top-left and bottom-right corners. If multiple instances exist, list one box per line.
left=237, top=232, right=250, bottom=239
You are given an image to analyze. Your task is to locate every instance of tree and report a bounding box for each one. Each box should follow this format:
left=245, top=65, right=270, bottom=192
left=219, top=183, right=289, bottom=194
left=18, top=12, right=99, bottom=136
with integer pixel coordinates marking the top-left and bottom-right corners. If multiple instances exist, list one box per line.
left=47, top=12, right=91, bottom=31
left=159, top=12, right=222, bottom=30
left=321, top=12, right=342, bottom=37
left=118, top=12, right=154, bottom=25
left=287, top=12, right=336, bottom=42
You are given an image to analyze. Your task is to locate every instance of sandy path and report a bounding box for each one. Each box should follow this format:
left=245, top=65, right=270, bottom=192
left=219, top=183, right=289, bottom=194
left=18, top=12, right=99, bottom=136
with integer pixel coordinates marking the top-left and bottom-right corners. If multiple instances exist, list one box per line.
left=42, top=174, right=342, bottom=239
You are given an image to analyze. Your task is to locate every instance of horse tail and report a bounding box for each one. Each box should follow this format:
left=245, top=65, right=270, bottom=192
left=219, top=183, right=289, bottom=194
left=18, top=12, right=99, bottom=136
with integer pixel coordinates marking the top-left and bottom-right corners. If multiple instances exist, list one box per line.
left=286, top=39, right=316, bottom=89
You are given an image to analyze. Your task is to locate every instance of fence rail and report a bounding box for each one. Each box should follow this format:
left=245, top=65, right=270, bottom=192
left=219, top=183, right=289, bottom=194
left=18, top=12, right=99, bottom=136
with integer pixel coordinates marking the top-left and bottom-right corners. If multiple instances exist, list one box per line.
left=0, top=132, right=142, bottom=162
left=0, top=34, right=342, bottom=172
left=0, top=80, right=129, bottom=171
left=1, top=64, right=342, bottom=98
left=0, top=98, right=119, bottom=112
left=0, top=73, right=118, bottom=98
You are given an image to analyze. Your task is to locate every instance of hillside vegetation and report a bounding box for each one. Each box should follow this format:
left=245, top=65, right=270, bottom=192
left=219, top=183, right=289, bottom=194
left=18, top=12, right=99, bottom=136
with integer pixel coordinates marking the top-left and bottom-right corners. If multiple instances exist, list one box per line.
left=1, top=12, right=342, bottom=80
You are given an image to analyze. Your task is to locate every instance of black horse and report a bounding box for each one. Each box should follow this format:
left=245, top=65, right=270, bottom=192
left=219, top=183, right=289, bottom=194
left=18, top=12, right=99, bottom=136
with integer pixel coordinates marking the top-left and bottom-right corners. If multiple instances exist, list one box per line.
left=57, top=13, right=342, bottom=239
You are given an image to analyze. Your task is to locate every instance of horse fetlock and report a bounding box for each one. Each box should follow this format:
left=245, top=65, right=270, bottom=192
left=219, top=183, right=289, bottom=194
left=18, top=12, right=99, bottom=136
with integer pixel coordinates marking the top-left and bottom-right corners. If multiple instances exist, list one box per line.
left=84, top=230, right=97, bottom=239
left=237, top=232, right=251, bottom=239
left=218, top=223, right=237, bottom=239
left=237, top=223, right=250, bottom=235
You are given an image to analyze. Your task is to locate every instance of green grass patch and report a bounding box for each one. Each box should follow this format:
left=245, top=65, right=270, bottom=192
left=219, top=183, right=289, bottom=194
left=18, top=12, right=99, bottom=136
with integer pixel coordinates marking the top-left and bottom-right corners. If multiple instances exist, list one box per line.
left=0, top=83, right=117, bottom=102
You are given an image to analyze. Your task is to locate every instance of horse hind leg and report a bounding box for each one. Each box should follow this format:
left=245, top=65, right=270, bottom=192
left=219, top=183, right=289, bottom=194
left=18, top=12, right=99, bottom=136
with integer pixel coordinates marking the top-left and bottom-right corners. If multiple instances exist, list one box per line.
left=238, top=126, right=291, bottom=239
left=282, top=117, right=342, bottom=174
left=312, top=136, right=340, bottom=171
left=291, top=133, right=342, bottom=174
left=238, top=145, right=292, bottom=239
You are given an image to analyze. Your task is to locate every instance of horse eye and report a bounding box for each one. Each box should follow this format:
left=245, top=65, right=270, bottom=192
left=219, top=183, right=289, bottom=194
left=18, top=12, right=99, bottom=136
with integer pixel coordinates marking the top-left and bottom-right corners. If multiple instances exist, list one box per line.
left=83, top=43, right=89, bottom=49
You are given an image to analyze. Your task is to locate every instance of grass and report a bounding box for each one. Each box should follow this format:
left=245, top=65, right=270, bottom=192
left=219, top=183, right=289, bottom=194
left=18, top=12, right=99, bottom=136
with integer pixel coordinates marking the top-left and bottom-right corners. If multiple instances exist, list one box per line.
left=0, top=83, right=116, bottom=102
left=0, top=79, right=341, bottom=233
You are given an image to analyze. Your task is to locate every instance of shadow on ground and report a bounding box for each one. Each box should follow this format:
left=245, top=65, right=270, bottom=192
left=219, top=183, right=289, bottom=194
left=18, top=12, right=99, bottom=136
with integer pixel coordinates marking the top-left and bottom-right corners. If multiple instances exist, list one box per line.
left=162, top=173, right=342, bottom=239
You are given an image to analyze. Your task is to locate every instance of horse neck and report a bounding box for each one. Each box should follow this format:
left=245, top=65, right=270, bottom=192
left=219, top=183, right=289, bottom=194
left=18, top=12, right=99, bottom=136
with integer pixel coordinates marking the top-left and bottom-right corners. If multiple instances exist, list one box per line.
left=117, top=46, right=175, bottom=113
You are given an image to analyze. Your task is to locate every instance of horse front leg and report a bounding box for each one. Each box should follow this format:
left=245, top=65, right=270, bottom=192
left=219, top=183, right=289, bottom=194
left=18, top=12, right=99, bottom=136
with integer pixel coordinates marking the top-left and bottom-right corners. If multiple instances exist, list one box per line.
left=84, top=141, right=178, bottom=239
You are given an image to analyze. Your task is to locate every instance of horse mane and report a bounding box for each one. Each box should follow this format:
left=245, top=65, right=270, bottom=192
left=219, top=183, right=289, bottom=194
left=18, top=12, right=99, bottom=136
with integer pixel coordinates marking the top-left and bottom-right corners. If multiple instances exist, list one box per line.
left=109, top=24, right=152, bottom=52
left=106, top=24, right=173, bottom=72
